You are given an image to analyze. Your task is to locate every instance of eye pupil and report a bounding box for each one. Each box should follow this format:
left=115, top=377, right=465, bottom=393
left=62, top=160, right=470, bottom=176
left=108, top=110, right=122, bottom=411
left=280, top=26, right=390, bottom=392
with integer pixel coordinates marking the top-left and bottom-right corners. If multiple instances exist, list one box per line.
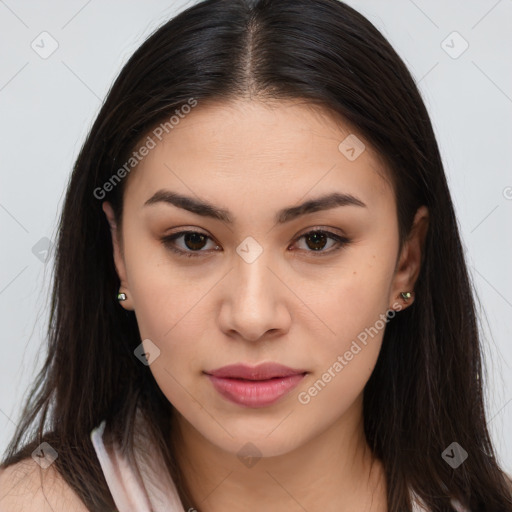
left=305, top=232, right=327, bottom=251
left=184, top=232, right=207, bottom=250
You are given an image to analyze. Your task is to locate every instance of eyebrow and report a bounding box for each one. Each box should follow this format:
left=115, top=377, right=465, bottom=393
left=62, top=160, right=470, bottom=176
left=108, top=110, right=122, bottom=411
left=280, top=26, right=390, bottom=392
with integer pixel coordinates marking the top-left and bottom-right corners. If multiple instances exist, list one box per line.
left=144, top=189, right=367, bottom=224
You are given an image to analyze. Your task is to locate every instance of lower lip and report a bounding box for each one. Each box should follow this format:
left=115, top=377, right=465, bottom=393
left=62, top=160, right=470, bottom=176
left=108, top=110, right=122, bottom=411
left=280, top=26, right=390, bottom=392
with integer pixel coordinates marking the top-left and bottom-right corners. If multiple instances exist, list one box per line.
left=207, top=373, right=306, bottom=408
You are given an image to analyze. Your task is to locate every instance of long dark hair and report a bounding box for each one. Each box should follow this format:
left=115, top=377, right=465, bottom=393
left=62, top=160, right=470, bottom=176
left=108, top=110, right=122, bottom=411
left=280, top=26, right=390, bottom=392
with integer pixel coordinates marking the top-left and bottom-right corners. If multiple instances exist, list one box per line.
left=2, top=0, right=511, bottom=510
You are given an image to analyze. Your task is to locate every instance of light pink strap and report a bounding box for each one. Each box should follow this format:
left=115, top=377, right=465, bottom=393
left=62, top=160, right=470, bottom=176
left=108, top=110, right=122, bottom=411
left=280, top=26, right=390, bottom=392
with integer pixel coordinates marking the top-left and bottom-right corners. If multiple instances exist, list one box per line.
left=131, top=410, right=186, bottom=512
left=90, top=420, right=153, bottom=512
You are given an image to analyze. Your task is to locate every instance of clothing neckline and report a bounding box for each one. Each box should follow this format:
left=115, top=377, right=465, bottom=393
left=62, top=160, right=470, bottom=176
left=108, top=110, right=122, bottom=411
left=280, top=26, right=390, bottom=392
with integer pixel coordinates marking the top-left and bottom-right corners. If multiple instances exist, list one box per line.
left=90, top=412, right=468, bottom=512
left=90, top=412, right=185, bottom=512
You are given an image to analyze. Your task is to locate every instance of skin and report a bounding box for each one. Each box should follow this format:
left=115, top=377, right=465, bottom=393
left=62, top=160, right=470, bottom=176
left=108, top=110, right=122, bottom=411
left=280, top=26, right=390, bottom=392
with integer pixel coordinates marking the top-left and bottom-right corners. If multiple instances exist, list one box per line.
left=102, top=99, right=429, bottom=512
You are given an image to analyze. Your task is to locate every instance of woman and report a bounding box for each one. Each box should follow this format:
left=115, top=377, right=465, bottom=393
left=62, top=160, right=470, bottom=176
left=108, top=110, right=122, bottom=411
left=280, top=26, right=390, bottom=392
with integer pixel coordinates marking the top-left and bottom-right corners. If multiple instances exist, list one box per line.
left=1, top=0, right=511, bottom=510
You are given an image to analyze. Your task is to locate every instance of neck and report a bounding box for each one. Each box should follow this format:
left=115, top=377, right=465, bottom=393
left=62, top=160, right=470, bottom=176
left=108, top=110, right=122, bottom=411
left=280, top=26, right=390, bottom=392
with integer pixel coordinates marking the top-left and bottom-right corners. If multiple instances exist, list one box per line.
left=171, top=395, right=388, bottom=512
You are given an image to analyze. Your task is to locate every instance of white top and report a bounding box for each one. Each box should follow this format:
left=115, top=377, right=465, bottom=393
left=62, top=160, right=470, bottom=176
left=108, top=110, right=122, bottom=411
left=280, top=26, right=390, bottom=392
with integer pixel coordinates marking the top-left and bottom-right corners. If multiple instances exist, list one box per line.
left=90, top=412, right=469, bottom=512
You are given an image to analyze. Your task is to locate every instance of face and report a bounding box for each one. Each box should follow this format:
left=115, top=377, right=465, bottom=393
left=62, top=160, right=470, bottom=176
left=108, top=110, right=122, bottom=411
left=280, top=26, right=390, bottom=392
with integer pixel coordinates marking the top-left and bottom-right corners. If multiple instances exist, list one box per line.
left=103, top=99, right=428, bottom=459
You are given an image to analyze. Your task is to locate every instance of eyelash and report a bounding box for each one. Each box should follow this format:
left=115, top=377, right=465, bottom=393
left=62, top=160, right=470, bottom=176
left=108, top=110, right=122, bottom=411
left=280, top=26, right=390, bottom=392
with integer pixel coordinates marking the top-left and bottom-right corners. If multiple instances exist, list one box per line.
left=160, top=228, right=350, bottom=259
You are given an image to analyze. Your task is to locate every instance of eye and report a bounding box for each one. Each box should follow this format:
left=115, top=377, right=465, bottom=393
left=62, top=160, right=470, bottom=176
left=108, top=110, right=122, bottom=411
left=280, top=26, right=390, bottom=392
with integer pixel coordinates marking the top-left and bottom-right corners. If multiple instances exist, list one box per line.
left=292, top=229, right=350, bottom=256
left=161, top=228, right=350, bottom=259
left=161, top=230, right=220, bottom=258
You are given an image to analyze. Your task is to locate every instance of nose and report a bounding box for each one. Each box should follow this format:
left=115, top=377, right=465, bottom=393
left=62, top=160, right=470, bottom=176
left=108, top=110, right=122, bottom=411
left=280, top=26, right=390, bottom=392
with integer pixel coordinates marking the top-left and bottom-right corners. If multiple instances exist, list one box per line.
left=218, top=253, right=292, bottom=343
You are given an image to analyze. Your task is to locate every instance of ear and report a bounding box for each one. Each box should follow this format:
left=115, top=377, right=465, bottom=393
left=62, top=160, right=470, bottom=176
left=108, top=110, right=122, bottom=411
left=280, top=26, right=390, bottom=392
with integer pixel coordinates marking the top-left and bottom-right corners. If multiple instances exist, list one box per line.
left=102, top=201, right=133, bottom=311
left=388, top=205, right=429, bottom=311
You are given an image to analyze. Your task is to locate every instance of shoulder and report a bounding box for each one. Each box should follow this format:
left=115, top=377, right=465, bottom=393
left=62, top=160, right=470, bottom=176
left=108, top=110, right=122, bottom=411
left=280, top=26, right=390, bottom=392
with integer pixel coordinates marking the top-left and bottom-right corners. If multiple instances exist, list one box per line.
left=0, top=459, right=89, bottom=512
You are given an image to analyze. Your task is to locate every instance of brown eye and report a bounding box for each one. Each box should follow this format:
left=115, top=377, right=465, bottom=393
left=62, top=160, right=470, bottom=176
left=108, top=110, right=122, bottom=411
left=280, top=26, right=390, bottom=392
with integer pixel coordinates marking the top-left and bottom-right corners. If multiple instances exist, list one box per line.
left=303, top=232, right=329, bottom=251
left=161, top=230, right=219, bottom=258
left=292, top=230, right=350, bottom=256
left=161, top=228, right=350, bottom=259
left=182, top=232, right=208, bottom=251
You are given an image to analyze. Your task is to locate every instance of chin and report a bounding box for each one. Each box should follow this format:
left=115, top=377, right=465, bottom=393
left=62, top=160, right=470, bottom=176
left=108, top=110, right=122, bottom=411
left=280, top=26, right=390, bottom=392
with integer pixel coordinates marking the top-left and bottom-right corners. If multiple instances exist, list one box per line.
left=223, top=435, right=301, bottom=460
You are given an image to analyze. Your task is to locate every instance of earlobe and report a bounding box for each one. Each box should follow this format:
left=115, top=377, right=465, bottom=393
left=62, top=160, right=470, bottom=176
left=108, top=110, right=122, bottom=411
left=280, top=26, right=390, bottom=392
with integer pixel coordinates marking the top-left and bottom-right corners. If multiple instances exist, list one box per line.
left=101, top=201, right=134, bottom=311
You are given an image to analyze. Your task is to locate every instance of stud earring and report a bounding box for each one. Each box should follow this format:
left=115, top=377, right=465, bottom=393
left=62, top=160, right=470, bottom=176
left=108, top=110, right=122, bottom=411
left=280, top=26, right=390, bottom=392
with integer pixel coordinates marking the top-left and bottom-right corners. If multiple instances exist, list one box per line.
left=400, top=291, right=412, bottom=303
left=117, top=292, right=127, bottom=302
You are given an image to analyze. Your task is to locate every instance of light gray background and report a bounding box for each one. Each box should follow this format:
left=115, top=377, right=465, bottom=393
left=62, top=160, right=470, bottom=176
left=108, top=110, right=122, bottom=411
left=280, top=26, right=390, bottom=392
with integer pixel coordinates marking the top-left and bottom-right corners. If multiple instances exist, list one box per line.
left=1, top=0, right=511, bottom=473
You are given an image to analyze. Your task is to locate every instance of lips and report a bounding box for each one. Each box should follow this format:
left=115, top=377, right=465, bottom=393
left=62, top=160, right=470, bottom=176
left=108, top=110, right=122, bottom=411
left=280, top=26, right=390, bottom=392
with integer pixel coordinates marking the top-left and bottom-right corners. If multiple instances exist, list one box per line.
left=205, top=363, right=307, bottom=408
left=207, top=362, right=306, bottom=380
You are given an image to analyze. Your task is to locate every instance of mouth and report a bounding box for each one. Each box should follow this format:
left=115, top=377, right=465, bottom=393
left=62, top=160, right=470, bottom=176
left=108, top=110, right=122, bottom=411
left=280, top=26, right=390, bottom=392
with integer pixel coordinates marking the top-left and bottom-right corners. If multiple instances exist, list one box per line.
left=205, top=363, right=308, bottom=408
left=207, top=362, right=307, bottom=380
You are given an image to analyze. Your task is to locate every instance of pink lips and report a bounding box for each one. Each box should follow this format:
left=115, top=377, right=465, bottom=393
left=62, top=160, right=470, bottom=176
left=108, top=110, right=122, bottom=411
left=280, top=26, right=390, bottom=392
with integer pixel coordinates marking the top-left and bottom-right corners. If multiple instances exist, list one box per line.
left=205, top=363, right=307, bottom=408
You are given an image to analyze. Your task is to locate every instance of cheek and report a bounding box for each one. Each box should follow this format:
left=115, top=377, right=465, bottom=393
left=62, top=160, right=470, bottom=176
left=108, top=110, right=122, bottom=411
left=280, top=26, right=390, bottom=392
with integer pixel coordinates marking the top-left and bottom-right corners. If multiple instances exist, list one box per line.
left=313, top=252, right=393, bottom=346
left=302, top=308, right=385, bottom=402
left=133, top=300, right=207, bottom=418
left=124, top=237, right=207, bottom=340
left=296, top=292, right=388, bottom=421
left=298, top=247, right=394, bottom=401
left=124, top=249, right=209, bottom=392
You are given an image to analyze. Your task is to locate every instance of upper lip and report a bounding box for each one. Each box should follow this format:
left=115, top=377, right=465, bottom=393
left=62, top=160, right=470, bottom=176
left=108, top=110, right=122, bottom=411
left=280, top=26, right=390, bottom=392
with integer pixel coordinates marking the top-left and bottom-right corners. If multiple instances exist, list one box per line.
left=206, top=363, right=307, bottom=380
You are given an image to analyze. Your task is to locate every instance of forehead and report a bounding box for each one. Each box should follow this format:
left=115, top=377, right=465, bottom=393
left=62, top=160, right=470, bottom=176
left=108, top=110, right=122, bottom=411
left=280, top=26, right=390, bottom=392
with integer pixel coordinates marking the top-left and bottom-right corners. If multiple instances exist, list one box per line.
left=123, top=99, right=394, bottom=219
